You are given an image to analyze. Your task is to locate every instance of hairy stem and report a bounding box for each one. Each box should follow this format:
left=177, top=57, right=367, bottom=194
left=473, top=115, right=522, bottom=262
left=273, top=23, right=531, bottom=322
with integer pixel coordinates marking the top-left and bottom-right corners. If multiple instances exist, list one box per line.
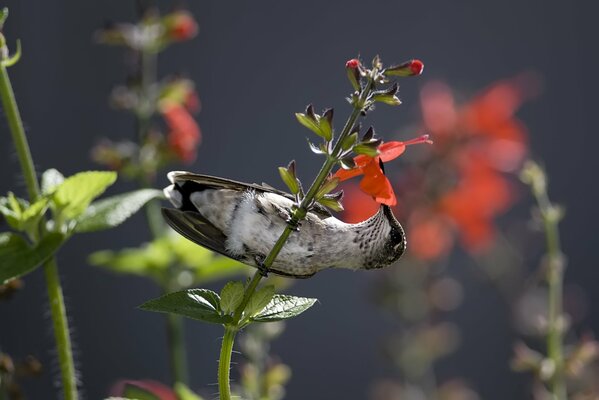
left=217, top=67, right=378, bottom=400
left=0, top=64, right=78, bottom=400
left=218, top=327, right=237, bottom=400
left=44, top=258, right=78, bottom=400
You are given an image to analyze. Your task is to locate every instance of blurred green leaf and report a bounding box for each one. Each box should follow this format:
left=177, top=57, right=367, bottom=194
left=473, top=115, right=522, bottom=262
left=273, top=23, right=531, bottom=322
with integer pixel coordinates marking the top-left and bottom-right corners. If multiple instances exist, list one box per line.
left=41, top=168, right=65, bottom=195
left=88, top=238, right=173, bottom=279
left=121, top=384, right=160, bottom=400
left=140, top=288, right=230, bottom=324
left=0, top=232, right=64, bottom=284
left=220, top=281, right=245, bottom=314
left=52, top=171, right=117, bottom=220
left=245, top=285, right=275, bottom=318
left=252, top=294, right=317, bottom=322
left=89, top=234, right=245, bottom=286
left=75, top=189, right=163, bottom=232
left=0, top=193, right=48, bottom=233
left=174, top=382, right=204, bottom=400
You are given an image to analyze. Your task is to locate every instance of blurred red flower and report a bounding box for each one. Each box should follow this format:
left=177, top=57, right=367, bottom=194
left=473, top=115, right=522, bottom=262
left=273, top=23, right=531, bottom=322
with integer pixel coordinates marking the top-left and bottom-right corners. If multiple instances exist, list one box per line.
left=161, top=103, right=201, bottom=163
left=111, top=379, right=177, bottom=400
left=342, top=76, right=532, bottom=260
left=164, top=11, right=198, bottom=41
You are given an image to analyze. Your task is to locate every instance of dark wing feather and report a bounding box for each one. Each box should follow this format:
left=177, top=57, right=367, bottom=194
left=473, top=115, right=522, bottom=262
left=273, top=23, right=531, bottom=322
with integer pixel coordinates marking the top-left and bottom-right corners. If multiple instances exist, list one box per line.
left=170, top=172, right=332, bottom=218
left=161, top=208, right=238, bottom=261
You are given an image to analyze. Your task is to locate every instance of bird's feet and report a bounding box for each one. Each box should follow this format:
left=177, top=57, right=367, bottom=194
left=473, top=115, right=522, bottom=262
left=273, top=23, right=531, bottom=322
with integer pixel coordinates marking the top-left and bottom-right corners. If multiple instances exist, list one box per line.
left=254, top=255, right=269, bottom=277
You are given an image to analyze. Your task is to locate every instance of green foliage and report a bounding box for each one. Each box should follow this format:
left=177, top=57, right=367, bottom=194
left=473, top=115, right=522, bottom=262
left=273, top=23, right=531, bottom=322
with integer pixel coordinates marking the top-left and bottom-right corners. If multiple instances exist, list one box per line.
left=0, top=193, right=48, bottom=235
left=75, top=189, right=163, bottom=232
left=0, top=232, right=64, bottom=284
left=245, top=285, right=275, bottom=318
left=174, top=383, right=204, bottom=400
left=251, top=294, right=317, bottom=322
left=220, top=281, right=245, bottom=314
left=140, top=288, right=231, bottom=324
left=0, top=168, right=157, bottom=283
left=120, top=384, right=160, bottom=400
left=51, top=171, right=117, bottom=220
left=89, top=234, right=245, bottom=286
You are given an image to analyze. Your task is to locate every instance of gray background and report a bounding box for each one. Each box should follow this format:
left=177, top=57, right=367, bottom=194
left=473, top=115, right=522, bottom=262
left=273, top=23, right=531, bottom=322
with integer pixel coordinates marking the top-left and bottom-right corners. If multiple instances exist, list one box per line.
left=1, top=1, right=599, bottom=399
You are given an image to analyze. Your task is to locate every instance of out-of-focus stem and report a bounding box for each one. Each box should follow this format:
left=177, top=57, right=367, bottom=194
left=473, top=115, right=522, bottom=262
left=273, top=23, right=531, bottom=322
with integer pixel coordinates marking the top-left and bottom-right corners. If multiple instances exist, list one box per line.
left=0, top=63, right=78, bottom=400
left=527, top=164, right=566, bottom=400
left=166, top=311, right=189, bottom=385
left=136, top=47, right=188, bottom=385
left=217, top=67, right=379, bottom=400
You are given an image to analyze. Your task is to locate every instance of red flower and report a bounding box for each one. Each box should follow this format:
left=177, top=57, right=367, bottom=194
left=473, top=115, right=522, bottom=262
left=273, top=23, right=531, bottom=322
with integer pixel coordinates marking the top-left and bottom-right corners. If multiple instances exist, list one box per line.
left=346, top=59, right=360, bottom=69
left=334, top=135, right=432, bottom=206
left=164, top=11, right=198, bottom=41
left=161, top=103, right=201, bottom=163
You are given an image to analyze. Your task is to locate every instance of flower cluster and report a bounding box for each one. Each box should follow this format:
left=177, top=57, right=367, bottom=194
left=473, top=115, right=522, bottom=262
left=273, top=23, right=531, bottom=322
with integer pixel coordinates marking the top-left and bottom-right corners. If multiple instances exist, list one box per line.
left=92, top=8, right=201, bottom=180
left=343, top=76, right=532, bottom=260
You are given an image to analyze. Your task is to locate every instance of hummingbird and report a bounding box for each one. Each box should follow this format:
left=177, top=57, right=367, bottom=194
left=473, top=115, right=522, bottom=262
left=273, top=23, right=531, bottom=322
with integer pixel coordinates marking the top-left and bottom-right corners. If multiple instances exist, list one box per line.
left=162, top=171, right=406, bottom=278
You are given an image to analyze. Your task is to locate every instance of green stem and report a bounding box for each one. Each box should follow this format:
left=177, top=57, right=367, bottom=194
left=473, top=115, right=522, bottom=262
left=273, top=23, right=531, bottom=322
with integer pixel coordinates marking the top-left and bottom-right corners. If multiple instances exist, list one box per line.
left=0, top=63, right=78, bottom=399
left=44, top=258, right=78, bottom=400
left=532, top=181, right=566, bottom=400
left=166, top=312, right=189, bottom=385
left=136, top=47, right=188, bottom=385
left=218, top=327, right=237, bottom=400
left=218, top=67, right=378, bottom=400
left=0, top=66, right=40, bottom=201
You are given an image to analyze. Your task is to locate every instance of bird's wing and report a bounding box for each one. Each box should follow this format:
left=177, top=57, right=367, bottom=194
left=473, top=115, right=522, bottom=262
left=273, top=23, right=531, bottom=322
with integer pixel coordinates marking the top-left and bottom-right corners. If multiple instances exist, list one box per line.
left=161, top=207, right=316, bottom=279
left=168, top=172, right=332, bottom=218
left=161, top=208, right=236, bottom=261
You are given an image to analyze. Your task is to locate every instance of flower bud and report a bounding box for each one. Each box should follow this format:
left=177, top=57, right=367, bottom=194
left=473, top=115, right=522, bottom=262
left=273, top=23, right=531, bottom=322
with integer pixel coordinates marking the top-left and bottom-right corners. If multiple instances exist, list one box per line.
left=384, top=59, right=424, bottom=77
left=345, top=58, right=361, bottom=91
left=163, top=11, right=198, bottom=41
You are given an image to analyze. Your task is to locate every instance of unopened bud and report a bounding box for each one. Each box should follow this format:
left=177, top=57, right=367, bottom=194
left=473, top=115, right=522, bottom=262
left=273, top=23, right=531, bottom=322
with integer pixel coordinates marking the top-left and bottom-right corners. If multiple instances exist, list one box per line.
left=384, top=59, right=424, bottom=77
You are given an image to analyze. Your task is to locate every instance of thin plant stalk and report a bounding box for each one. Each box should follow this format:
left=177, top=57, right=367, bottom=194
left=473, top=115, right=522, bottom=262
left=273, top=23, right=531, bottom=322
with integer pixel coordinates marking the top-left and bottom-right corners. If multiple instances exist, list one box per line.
left=526, top=163, right=566, bottom=400
left=136, top=47, right=188, bottom=385
left=0, top=61, right=78, bottom=399
left=217, top=67, right=379, bottom=400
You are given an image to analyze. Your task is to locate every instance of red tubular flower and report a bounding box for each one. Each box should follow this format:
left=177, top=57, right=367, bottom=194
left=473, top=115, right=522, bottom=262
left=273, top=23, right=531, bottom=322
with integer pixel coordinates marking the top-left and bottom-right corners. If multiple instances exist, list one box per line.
left=334, top=135, right=432, bottom=206
left=162, top=103, right=201, bottom=163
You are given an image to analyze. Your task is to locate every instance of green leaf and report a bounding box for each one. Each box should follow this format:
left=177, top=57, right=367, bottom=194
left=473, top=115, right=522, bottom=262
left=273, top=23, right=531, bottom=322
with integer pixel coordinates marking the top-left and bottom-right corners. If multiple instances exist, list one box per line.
left=252, top=294, right=317, bottom=322
left=318, top=197, right=344, bottom=212
left=220, top=281, right=245, bottom=314
left=192, top=255, right=247, bottom=284
left=245, top=284, right=275, bottom=317
left=341, top=132, right=359, bottom=151
left=52, top=171, right=117, bottom=220
left=373, top=94, right=402, bottom=106
left=353, top=143, right=379, bottom=157
left=295, top=112, right=323, bottom=138
left=0, top=194, right=48, bottom=233
left=319, top=108, right=334, bottom=141
left=174, top=383, right=204, bottom=400
left=41, top=168, right=65, bottom=195
left=278, top=166, right=299, bottom=195
left=140, top=289, right=230, bottom=324
left=316, top=177, right=340, bottom=200
left=75, top=189, right=163, bottom=232
left=0, top=232, right=65, bottom=284
left=88, top=239, right=174, bottom=278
